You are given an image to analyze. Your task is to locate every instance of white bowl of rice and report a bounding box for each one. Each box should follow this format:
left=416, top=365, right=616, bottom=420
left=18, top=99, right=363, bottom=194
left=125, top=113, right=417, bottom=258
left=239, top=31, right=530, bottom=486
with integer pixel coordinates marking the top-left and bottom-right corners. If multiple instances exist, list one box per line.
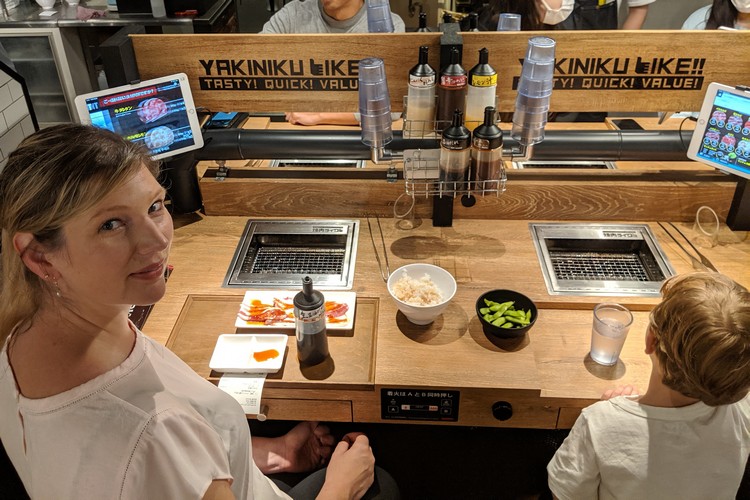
left=387, top=263, right=457, bottom=325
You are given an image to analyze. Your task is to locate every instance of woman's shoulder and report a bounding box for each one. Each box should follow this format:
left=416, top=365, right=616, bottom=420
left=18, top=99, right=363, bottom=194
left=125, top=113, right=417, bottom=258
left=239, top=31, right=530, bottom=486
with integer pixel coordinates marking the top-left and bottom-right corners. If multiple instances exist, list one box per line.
left=681, top=5, right=711, bottom=30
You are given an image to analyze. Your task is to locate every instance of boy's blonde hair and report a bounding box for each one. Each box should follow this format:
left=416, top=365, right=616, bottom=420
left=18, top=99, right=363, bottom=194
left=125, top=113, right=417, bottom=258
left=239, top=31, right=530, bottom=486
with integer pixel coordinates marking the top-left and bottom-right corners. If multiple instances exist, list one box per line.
left=649, top=272, right=750, bottom=406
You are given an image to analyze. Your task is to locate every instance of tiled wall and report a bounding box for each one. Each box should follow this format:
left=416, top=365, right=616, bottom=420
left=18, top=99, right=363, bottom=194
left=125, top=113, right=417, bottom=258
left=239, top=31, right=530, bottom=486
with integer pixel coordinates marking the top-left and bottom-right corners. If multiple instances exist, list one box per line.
left=0, top=69, right=34, bottom=173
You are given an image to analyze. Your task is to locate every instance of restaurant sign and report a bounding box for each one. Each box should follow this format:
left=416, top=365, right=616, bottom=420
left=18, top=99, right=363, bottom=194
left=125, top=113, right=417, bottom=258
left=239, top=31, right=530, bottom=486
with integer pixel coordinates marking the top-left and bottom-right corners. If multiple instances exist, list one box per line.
left=513, top=56, right=707, bottom=91
left=198, top=58, right=360, bottom=92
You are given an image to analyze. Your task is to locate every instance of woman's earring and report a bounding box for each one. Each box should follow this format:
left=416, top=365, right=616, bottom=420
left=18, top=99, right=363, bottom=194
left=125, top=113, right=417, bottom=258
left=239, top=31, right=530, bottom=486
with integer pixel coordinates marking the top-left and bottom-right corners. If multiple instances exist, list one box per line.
left=53, top=277, right=61, bottom=298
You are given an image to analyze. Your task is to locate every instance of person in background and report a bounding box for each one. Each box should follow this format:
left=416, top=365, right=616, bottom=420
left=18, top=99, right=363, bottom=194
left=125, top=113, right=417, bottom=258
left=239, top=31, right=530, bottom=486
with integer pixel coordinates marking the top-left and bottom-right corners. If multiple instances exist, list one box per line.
left=682, top=0, right=750, bottom=30
left=0, top=124, right=398, bottom=500
left=465, top=0, right=574, bottom=31
left=557, top=0, right=655, bottom=30
left=261, top=0, right=404, bottom=125
left=547, top=272, right=750, bottom=499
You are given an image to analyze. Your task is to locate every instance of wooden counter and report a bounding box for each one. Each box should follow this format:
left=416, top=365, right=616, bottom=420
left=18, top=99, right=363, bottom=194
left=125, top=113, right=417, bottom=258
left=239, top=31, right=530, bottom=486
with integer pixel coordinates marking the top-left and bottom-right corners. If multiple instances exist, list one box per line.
left=144, top=215, right=750, bottom=429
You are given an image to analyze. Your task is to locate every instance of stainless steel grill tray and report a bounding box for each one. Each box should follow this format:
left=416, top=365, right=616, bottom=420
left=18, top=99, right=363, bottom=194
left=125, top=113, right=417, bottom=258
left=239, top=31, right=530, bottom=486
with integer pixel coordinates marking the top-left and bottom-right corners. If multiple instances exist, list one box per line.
left=242, top=247, right=345, bottom=275
left=549, top=252, right=650, bottom=282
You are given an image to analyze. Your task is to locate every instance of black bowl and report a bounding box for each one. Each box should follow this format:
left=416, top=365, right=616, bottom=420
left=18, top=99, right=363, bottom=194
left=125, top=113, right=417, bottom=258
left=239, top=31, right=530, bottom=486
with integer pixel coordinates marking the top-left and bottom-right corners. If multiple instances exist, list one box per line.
left=476, top=289, right=538, bottom=339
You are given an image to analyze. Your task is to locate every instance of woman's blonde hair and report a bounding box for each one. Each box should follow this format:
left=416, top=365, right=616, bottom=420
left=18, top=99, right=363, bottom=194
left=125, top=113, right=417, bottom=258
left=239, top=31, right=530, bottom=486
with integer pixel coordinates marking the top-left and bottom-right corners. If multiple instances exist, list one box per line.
left=0, top=124, right=159, bottom=344
left=649, top=271, right=750, bottom=406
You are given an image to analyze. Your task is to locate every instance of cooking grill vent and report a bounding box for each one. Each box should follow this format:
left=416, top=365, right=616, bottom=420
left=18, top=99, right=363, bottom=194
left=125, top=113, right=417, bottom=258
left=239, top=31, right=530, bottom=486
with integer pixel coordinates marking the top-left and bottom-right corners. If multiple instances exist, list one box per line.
left=529, top=223, right=674, bottom=296
left=223, top=219, right=359, bottom=290
left=549, top=252, right=650, bottom=282
left=243, top=247, right=345, bottom=275
left=513, top=160, right=616, bottom=170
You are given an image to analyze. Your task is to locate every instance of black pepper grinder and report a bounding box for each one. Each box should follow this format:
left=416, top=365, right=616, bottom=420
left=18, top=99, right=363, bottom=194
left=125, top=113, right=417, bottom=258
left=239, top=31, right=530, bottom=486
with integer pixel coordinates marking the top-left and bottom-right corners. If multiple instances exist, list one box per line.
left=294, top=276, right=329, bottom=366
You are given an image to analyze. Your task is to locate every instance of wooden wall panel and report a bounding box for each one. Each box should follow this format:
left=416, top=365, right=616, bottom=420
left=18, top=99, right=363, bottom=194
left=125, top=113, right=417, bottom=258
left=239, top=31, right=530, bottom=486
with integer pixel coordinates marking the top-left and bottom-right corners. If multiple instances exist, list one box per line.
left=132, top=31, right=750, bottom=113
left=197, top=176, right=737, bottom=222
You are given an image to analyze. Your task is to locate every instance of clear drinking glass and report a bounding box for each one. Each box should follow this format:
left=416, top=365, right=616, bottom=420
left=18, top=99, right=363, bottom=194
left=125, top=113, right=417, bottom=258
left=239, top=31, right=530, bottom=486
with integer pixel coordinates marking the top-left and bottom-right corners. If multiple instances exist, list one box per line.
left=590, top=303, right=633, bottom=366
left=693, top=205, right=720, bottom=248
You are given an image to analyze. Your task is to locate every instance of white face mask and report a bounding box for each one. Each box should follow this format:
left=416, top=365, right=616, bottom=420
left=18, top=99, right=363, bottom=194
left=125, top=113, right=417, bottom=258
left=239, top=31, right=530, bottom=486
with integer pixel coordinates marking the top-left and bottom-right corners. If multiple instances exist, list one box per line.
left=733, top=0, right=750, bottom=13
left=541, top=0, right=575, bottom=25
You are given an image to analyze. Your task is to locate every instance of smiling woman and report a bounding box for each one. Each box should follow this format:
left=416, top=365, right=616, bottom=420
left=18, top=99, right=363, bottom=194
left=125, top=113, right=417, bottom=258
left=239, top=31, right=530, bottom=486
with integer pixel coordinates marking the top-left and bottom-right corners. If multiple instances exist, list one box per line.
left=0, top=124, right=397, bottom=500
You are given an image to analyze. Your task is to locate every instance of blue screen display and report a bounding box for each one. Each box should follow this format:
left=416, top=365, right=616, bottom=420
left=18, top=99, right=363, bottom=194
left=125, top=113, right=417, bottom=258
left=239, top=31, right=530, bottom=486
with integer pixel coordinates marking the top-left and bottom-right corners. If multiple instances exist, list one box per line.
left=694, top=89, right=750, bottom=179
left=84, top=78, right=197, bottom=158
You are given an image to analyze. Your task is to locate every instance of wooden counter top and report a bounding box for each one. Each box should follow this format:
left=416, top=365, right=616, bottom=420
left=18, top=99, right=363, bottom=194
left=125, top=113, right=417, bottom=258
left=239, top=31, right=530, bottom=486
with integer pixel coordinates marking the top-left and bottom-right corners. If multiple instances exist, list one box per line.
left=145, top=215, right=749, bottom=428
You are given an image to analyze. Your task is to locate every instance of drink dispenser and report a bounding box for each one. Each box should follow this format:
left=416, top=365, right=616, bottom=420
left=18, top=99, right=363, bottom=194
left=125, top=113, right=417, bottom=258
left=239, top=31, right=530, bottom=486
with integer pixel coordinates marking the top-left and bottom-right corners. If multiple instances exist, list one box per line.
left=511, top=36, right=556, bottom=146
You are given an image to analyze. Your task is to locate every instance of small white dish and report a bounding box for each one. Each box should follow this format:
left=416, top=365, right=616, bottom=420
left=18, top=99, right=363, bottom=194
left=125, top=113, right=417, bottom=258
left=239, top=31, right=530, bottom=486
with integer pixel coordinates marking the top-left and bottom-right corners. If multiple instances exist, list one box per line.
left=387, top=263, right=457, bottom=325
left=35, top=0, right=56, bottom=10
left=235, top=290, right=356, bottom=330
left=209, top=334, right=287, bottom=374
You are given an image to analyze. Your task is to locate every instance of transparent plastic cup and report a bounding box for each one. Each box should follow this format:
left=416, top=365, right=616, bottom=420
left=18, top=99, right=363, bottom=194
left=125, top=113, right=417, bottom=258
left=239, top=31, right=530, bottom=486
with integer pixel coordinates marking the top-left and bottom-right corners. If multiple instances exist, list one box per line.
left=590, top=303, right=633, bottom=366
left=359, top=57, right=393, bottom=148
left=497, top=13, right=521, bottom=31
left=366, top=0, right=395, bottom=33
left=693, top=205, right=720, bottom=248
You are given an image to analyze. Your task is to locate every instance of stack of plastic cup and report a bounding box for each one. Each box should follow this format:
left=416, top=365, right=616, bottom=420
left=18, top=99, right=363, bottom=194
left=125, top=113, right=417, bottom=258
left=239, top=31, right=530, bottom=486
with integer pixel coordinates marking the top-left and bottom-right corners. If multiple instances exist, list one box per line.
left=497, top=13, right=521, bottom=31
left=366, top=0, right=395, bottom=33
left=511, top=36, right=556, bottom=146
left=359, top=57, right=393, bottom=148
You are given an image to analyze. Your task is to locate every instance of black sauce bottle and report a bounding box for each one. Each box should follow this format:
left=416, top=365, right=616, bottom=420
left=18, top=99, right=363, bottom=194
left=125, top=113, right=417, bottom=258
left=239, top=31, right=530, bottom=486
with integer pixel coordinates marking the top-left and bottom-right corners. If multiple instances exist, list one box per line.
left=294, top=276, right=329, bottom=366
left=436, top=47, right=467, bottom=128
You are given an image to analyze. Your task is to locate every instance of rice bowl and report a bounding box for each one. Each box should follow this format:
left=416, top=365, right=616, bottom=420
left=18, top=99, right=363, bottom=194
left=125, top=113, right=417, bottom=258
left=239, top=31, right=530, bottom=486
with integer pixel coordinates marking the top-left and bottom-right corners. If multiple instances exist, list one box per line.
left=387, top=263, right=456, bottom=325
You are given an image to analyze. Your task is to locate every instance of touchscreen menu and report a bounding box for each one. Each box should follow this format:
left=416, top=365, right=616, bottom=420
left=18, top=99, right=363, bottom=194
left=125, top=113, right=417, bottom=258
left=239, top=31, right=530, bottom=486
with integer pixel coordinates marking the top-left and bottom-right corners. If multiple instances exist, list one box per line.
left=83, top=78, right=198, bottom=159
left=694, top=89, right=750, bottom=179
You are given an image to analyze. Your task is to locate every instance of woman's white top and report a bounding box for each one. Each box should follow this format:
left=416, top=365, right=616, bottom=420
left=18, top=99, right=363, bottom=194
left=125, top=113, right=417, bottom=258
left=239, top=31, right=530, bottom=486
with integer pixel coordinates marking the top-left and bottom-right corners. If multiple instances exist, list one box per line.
left=0, top=328, right=289, bottom=500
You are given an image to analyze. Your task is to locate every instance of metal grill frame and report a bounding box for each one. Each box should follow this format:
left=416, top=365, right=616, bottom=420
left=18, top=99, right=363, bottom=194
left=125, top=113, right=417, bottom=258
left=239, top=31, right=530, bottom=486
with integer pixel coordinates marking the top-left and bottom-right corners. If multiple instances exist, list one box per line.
left=549, top=251, right=650, bottom=282
left=243, top=247, right=346, bottom=275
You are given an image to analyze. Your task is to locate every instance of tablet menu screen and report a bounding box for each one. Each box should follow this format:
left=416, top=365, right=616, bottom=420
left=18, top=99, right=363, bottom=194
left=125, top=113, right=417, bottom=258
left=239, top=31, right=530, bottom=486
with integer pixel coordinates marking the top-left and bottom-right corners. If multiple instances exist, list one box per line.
left=694, top=89, right=750, bottom=179
left=83, top=78, right=198, bottom=159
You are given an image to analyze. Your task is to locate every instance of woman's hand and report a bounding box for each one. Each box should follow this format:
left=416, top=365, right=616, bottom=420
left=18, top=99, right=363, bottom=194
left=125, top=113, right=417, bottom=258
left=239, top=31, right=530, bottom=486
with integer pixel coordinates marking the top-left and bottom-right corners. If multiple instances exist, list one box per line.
left=317, top=434, right=375, bottom=500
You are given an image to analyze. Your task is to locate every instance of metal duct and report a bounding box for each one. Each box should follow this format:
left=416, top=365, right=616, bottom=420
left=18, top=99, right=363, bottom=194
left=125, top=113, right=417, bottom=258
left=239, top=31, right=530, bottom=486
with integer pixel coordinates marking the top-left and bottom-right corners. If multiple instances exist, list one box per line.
left=196, top=129, right=693, bottom=162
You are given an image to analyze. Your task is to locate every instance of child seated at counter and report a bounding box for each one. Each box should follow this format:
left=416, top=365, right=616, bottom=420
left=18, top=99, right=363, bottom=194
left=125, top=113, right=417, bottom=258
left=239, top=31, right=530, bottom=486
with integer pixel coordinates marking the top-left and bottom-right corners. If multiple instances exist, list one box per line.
left=547, top=271, right=750, bottom=499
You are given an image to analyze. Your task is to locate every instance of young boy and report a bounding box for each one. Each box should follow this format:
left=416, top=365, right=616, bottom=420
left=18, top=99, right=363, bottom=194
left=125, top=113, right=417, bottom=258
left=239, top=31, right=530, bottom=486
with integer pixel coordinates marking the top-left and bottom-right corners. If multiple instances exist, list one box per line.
left=547, top=272, right=750, bottom=499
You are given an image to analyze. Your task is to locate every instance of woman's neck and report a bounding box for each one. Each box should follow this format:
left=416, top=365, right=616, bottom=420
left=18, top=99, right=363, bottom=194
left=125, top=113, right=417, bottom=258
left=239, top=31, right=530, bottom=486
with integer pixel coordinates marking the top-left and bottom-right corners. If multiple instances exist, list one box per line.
left=8, top=306, right=135, bottom=399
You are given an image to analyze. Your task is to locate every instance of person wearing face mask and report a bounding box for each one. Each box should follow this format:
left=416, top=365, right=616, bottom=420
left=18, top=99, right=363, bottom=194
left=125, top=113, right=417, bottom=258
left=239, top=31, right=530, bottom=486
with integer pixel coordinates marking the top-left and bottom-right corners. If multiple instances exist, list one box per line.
left=463, top=0, right=574, bottom=31
left=682, top=0, right=750, bottom=30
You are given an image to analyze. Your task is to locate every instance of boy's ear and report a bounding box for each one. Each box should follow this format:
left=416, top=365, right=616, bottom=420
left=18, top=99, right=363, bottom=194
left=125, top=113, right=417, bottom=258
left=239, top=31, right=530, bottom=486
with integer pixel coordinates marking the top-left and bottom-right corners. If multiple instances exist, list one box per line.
left=645, top=327, right=657, bottom=355
left=13, top=232, right=54, bottom=280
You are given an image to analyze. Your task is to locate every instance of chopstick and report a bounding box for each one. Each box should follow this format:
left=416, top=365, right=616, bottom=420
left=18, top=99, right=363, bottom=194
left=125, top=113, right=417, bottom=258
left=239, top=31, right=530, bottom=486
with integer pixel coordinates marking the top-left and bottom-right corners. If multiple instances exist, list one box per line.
left=666, top=222, right=718, bottom=272
left=366, top=213, right=390, bottom=283
left=657, top=222, right=718, bottom=272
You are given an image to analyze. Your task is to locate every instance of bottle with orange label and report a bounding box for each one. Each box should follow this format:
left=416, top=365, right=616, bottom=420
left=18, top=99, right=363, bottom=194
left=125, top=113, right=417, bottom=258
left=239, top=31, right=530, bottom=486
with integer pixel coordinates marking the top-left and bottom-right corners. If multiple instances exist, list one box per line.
left=465, top=48, right=497, bottom=131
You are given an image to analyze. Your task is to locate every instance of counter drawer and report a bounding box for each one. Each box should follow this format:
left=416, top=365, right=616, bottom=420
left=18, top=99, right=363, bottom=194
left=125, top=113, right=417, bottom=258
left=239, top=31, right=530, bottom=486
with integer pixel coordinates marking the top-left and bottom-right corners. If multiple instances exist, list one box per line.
left=253, top=398, right=353, bottom=422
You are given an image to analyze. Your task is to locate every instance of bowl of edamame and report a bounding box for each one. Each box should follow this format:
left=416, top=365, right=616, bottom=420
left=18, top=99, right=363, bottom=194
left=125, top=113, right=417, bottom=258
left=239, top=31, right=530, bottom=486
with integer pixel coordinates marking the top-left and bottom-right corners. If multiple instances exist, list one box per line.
left=476, top=290, right=537, bottom=338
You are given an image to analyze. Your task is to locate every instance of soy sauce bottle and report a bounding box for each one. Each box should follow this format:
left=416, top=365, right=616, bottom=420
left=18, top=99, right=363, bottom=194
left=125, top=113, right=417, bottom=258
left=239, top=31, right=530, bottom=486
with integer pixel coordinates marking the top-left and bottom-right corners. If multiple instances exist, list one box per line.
left=294, top=276, right=329, bottom=366
left=416, top=11, right=431, bottom=32
left=436, top=48, right=467, bottom=129
left=439, top=109, right=471, bottom=192
left=471, top=106, right=503, bottom=191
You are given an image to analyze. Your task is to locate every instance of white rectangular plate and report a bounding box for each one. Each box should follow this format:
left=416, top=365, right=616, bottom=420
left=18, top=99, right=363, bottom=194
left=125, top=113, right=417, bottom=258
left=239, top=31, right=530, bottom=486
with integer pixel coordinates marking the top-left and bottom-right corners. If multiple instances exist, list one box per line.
left=235, top=291, right=356, bottom=330
left=209, top=334, right=287, bottom=374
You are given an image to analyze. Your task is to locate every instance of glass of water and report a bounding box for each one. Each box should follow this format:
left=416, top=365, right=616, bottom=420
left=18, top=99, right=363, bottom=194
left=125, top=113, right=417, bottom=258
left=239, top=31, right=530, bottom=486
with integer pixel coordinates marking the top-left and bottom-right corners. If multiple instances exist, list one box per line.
left=590, top=303, right=633, bottom=366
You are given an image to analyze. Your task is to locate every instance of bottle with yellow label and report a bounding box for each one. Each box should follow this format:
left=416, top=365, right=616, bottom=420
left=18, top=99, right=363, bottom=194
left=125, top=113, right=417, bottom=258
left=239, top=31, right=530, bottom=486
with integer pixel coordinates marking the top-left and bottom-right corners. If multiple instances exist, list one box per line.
left=465, top=48, right=497, bottom=131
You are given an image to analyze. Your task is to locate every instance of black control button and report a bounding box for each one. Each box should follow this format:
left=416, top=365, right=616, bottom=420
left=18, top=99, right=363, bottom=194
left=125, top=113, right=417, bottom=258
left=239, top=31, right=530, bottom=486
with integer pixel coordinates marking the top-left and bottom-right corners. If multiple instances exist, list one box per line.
left=491, top=401, right=513, bottom=421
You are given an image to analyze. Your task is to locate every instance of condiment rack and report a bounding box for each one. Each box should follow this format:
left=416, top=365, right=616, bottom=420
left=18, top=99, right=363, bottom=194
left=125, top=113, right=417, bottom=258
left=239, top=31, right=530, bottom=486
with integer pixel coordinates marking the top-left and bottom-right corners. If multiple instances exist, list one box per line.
left=402, top=148, right=507, bottom=198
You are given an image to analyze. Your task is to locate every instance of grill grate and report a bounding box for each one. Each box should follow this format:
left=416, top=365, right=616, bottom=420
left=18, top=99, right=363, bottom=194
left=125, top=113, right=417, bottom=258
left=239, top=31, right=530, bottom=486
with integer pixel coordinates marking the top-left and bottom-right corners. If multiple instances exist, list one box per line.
left=241, top=247, right=345, bottom=275
left=272, top=160, right=362, bottom=168
left=550, top=251, right=650, bottom=281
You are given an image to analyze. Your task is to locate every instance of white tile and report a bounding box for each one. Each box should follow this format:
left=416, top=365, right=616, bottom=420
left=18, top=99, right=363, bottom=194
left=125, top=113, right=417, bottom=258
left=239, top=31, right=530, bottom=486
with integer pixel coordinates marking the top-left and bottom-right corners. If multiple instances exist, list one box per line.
left=0, top=112, right=7, bottom=137
left=8, top=80, right=24, bottom=101
left=20, top=115, right=34, bottom=137
left=0, top=123, right=25, bottom=159
left=0, top=158, right=6, bottom=173
left=0, top=71, right=11, bottom=88
left=0, top=84, right=12, bottom=112
left=2, top=98, right=29, bottom=128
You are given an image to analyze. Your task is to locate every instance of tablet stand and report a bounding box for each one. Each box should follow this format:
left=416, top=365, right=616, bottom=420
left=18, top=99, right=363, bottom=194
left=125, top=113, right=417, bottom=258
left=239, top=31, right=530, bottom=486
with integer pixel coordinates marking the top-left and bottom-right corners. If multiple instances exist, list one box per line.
left=727, top=178, right=750, bottom=231
left=161, top=150, right=203, bottom=214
